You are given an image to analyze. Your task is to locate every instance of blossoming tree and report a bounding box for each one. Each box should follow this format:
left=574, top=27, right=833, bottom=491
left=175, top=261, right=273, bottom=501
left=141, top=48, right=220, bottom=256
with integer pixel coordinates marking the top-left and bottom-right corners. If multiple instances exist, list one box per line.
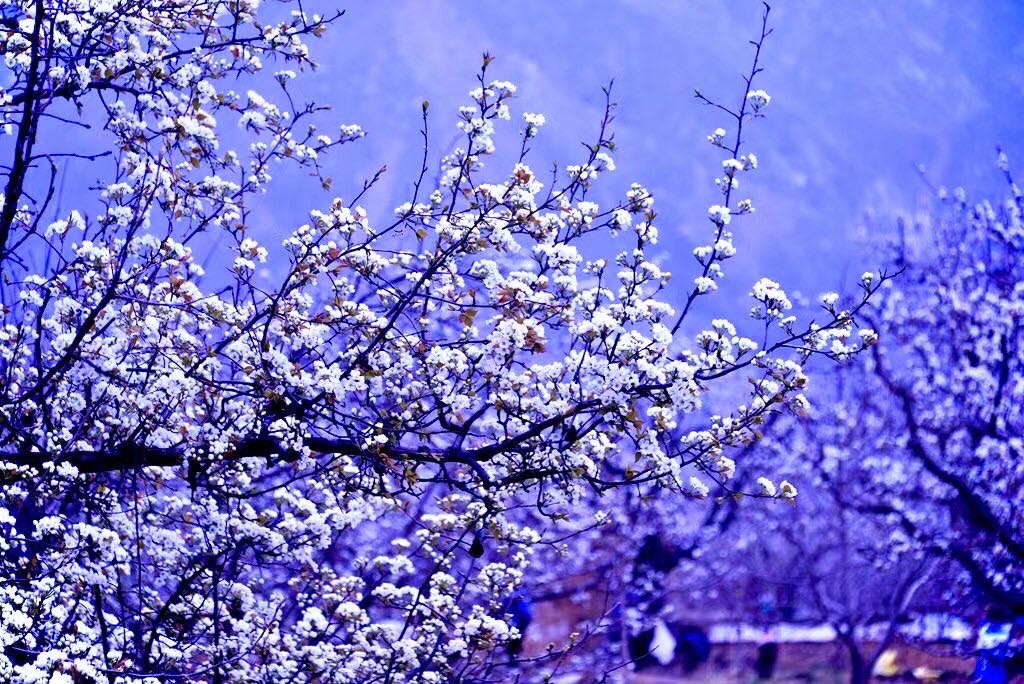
left=684, top=406, right=954, bottom=684
left=631, top=158, right=1023, bottom=683
left=0, top=1, right=884, bottom=681
left=855, top=162, right=1024, bottom=614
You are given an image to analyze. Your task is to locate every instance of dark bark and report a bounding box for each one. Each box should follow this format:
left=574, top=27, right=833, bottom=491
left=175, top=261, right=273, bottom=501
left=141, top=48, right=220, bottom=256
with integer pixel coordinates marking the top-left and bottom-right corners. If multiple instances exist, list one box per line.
left=839, top=634, right=869, bottom=684
left=2, top=435, right=427, bottom=472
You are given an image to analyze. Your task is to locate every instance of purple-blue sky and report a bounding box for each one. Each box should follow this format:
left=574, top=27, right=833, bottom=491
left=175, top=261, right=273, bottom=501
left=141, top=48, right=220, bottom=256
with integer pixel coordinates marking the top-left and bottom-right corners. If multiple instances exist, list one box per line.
left=255, top=0, right=1024, bottom=310
left=18, top=2, right=1024, bottom=313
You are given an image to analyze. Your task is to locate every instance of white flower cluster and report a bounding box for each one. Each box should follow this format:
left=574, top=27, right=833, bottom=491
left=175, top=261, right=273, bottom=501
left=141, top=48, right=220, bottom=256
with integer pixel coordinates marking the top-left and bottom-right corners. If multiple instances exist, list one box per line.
left=0, top=4, right=884, bottom=681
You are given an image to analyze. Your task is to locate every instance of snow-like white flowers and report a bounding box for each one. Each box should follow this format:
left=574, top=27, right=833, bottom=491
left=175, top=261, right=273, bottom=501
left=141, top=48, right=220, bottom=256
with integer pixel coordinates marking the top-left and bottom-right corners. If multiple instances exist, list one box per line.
left=274, top=69, right=297, bottom=86
left=523, top=111, right=545, bottom=138
left=338, top=123, right=366, bottom=142
left=750, top=278, right=793, bottom=322
left=0, top=7, right=888, bottom=681
left=858, top=328, right=879, bottom=346
left=757, top=476, right=777, bottom=497
left=722, top=158, right=745, bottom=174
left=46, top=214, right=74, bottom=238
left=708, top=204, right=732, bottom=226
left=688, top=476, right=711, bottom=498
left=234, top=237, right=269, bottom=271
left=746, top=89, right=772, bottom=113
left=695, top=276, right=718, bottom=294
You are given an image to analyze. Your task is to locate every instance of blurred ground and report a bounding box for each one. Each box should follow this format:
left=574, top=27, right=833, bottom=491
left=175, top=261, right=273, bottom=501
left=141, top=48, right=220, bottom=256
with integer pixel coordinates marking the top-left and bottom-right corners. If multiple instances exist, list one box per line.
left=524, top=597, right=980, bottom=682
left=632, top=642, right=974, bottom=683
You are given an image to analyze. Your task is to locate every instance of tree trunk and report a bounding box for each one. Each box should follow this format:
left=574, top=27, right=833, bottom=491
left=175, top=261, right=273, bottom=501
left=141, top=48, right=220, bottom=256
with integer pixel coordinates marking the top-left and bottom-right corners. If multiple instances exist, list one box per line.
left=841, top=635, right=870, bottom=684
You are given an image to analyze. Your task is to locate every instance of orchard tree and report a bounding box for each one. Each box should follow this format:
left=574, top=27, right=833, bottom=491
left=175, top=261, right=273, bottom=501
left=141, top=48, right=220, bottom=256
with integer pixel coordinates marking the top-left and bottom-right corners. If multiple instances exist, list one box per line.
left=855, top=161, right=1024, bottom=613
left=672, top=156, right=1024, bottom=684
left=0, top=2, right=883, bottom=682
left=692, top=406, right=951, bottom=684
